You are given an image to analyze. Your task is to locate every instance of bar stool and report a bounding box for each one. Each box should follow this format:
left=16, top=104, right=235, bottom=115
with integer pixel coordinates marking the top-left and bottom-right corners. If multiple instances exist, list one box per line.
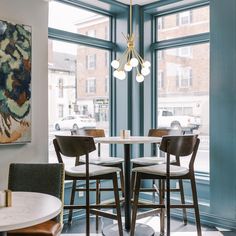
left=131, top=134, right=201, bottom=236
left=71, top=128, right=124, bottom=230
left=131, top=128, right=187, bottom=228
left=53, top=135, right=123, bottom=236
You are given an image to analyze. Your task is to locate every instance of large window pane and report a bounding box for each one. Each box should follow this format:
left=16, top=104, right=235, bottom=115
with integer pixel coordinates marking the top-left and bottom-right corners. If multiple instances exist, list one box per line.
left=49, top=1, right=110, bottom=40
left=157, top=43, right=209, bottom=172
left=48, top=39, right=110, bottom=163
left=157, top=6, right=209, bottom=41
left=77, top=45, right=110, bottom=125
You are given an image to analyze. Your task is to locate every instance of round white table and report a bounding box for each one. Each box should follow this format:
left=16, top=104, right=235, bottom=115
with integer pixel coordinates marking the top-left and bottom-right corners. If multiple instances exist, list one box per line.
left=95, top=136, right=161, bottom=236
left=0, top=192, right=62, bottom=235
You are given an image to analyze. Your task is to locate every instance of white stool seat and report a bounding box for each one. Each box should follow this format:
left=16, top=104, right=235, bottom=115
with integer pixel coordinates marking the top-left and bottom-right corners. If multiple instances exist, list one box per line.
left=80, top=156, right=124, bottom=165
left=66, top=164, right=121, bottom=177
left=133, top=164, right=189, bottom=177
left=131, top=156, right=176, bottom=166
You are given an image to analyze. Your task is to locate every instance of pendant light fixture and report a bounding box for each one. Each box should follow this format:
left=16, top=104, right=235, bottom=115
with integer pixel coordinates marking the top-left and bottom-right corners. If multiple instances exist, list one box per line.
left=111, top=0, right=151, bottom=83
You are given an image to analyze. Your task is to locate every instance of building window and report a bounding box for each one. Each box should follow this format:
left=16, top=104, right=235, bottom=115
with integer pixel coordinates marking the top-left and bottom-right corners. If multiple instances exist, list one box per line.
left=157, top=17, right=164, bottom=30
left=58, top=104, right=64, bottom=118
left=86, top=54, right=96, bottom=70
left=158, top=50, right=164, bottom=61
left=178, top=46, right=192, bottom=58
left=158, top=71, right=164, bottom=89
left=176, top=10, right=192, bottom=26
left=86, top=29, right=96, bottom=37
left=86, top=78, right=96, bottom=93
left=105, top=26, right=108, bottom=40
left=105, top=76, right=108, bottom=93
left=177, top=67, right=192, bottom=88
left=58, top=78, right=63, bottom=98
left=157, top=6, right=209, bottom=41
left=105, top=52, right=110, bottom=67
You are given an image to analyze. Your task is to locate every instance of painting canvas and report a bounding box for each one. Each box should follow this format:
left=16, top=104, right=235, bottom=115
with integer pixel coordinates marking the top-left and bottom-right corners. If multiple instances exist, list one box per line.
left=0, top=19, right=31, bottom=144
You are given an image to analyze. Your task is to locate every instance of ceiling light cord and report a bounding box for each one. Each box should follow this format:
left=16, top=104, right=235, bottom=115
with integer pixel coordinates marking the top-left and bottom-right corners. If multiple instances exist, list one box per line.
left=130, top=0, right=132, bottom=37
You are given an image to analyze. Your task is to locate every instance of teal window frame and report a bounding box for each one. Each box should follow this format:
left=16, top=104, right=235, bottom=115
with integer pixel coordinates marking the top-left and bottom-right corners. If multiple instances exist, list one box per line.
left=48, top=0, right=120, bottom=136
left=48, top=0, right=236, bottom=230
left=48, top=0, right=128, bottom=222
left=145, top=0, right=210, bottom=223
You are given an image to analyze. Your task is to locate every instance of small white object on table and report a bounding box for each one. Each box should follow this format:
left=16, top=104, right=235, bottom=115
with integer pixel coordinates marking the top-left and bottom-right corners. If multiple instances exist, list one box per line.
left=0, top=192, right=62, bottom=233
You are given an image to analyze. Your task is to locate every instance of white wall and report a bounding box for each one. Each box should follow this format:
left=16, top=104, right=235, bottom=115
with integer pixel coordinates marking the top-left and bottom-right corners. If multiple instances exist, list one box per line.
left=0, top=0, right=48, bottom=188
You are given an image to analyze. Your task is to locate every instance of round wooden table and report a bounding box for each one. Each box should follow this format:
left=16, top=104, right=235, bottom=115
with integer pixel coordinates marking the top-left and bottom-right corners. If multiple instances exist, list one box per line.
left=95, top=136, right=161, bottom=236
left=0, top=192, right=62, bottom=235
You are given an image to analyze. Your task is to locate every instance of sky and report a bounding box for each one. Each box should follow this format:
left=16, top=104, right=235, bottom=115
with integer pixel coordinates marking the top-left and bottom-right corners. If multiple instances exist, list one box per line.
left=49, top=1, right=96, bottom=54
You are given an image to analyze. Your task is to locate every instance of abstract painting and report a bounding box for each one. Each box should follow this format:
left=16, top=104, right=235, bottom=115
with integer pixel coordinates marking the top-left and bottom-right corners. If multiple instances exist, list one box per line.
left=0, top=19, right=31, bottom=144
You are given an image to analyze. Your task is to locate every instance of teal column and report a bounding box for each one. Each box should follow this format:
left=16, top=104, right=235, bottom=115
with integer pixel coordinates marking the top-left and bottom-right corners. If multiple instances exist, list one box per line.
left=114, top=5, right=145, bottom=157
left=210, top=0, right=236, bottom=225
left=112, top=7, right=129, bottom=157
left=142, top=11, right=154, bottom=157
left=129, top=5, right=143, bottom=157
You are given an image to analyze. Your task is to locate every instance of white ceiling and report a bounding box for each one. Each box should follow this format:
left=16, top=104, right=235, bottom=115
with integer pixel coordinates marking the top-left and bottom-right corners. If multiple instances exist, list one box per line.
left=116, top=0, right=157, bottom=5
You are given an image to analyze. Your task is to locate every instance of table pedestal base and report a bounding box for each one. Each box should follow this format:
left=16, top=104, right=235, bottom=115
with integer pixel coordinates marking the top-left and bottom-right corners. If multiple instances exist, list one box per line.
left=102, top=223, right=155, bottom=236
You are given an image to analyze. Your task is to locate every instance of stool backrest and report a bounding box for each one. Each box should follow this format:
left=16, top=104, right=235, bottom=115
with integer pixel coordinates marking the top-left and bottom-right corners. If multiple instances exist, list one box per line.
left=71, top=128, right=105, bottom=138
left=160, top=135, right=198, bottom=156
left=71, top=128, right=106, bottom=157
left=55, top=135, right=96, bottom=157
left=148, top=128, right=183, bottom=156
left=148, top=128, right=183, bottom=137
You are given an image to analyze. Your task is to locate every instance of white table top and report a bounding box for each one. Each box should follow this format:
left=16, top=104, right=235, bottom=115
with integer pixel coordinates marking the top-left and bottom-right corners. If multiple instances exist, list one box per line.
left=95, top=136, right=161, bottom=144
left=0, top=192, right=62, bottom=232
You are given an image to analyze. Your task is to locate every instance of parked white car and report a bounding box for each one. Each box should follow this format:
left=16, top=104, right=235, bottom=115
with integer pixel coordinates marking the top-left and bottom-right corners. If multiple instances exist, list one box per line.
left=54, top=115, right=96, bottom=130
left=158, top=109, right=201, bottom=132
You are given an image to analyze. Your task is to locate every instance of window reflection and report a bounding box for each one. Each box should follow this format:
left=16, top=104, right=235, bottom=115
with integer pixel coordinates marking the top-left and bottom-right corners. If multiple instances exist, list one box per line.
left=49, top=1, right=110, bottom=40
left=157, top=43, right=209, bottom=172
left=157, top=6, right=209, bottom=41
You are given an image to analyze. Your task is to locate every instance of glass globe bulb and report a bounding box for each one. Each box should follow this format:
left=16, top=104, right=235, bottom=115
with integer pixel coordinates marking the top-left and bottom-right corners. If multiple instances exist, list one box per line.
left=111, top=60, right=120, bottom=69
left=117, top=70, right=126, bottom=80
left=130, top=58, right=139, bottom=67
left=141, top=67, right=150, bottom=76
left=113, top=70, right=119, bottom=78
left=143, top=60, right=151, bottom=68
left=124, top=62, right=132, bottom=72
left=136, top=74, right=144, bottom=83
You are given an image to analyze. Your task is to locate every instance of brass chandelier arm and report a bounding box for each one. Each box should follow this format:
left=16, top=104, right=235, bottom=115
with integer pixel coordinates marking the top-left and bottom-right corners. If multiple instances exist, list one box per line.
left=132, top=48, right=144, bottom=65
left=118, top=48, right=130, bottom=70
left=125, top=49, right=131, bottom=63
left=117, top=47, right=129, bottom=63
left=128, top=49, right=132, bottom=62
left=136, top=66, right=141, bottom=75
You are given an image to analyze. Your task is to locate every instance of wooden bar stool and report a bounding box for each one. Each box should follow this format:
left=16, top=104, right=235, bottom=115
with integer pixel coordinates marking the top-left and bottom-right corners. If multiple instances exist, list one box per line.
left=131, top=134, right=201, bottom=236
left=53, top=135, right=123, bottom=236
left=71, top=128, right=124, bottom=231
left=131, top=128, right=187, bottom=227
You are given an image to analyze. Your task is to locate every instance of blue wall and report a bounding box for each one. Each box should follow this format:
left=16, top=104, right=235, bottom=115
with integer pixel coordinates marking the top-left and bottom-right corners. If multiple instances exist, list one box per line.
left=210, top=0, right=236, bottom=227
